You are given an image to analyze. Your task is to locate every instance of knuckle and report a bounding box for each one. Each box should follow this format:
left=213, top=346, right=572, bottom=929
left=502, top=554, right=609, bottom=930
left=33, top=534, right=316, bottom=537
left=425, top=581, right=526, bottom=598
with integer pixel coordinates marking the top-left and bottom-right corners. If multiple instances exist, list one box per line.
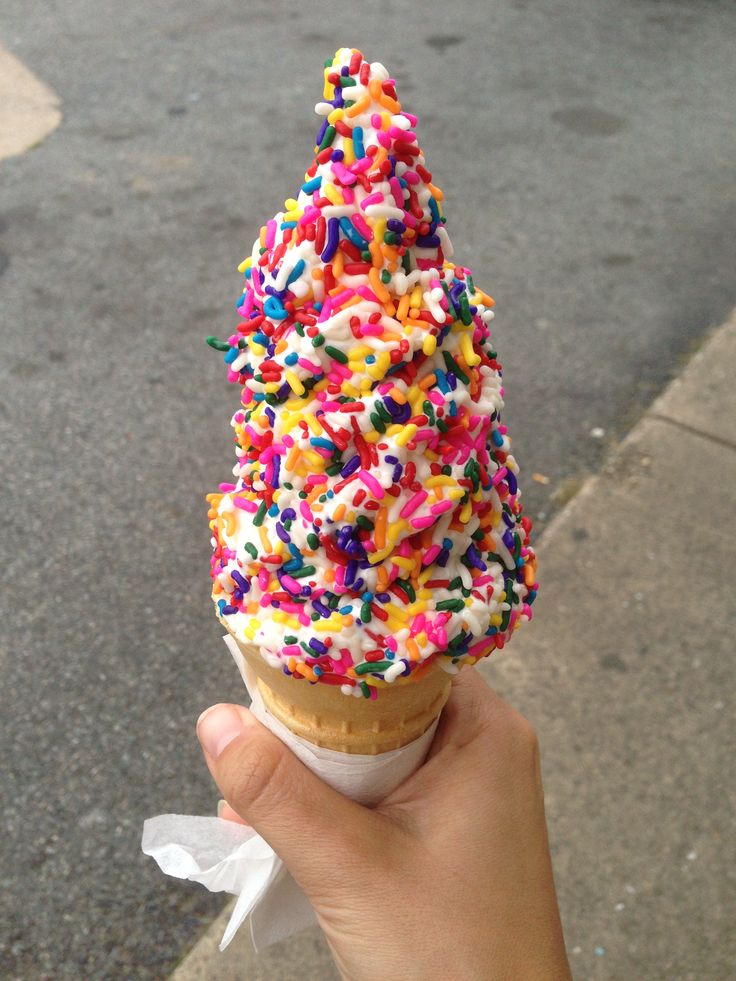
left=223, top=737, right=288, bottom=817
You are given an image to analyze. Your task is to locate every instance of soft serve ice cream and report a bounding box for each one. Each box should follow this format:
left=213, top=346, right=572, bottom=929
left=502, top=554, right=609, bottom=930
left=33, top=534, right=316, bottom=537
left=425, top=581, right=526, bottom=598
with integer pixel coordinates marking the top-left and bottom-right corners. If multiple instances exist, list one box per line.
left=206, top=47, right=537, bottom=698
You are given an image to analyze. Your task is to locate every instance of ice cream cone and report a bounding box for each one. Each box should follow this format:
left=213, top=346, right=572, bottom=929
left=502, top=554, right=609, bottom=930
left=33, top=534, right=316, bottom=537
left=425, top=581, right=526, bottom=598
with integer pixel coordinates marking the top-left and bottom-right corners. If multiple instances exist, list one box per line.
left=226, top=628, right=452, bottom=755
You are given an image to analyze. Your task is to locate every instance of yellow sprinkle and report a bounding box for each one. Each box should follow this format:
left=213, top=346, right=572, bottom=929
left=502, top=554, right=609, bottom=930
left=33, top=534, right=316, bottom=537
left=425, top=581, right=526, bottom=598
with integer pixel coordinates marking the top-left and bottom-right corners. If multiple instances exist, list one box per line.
left=387, top=519, right=408, bottom=543
left=341, top=382, right=362, bottom=398
left=426, top=475, right=457, bottom=488
left=284, top=369, right=305, bottom=396
left=221, top=511, right=236, bottom=537
left=490, top=614, right=503, bottom=627
left=283, top=209, right=303, bottom=223
left=327, top=106, right=345, bottom=123
left=395, top=424, right=418, bottom=447
left=332, top=249, right=344, bottom=278
left=237, top=256, right=251, bottom=273
left=304, top=413, right=322, bottom=435
left=428, top=182, right=444, bottom=201
left=460, top=332, right=481, bottom=366
left=284, top=197, right=299, bottom=211
left=416, top=631, right=428, bottom=647
left=322, top=182, right=344, bottom=206
left=422, top=333, right=437, bottom=356
left=343, top=137, right=355, bottom=165
left=392, top=556, right=415, bottom=571
left=258, top=526, right=272, bottom=553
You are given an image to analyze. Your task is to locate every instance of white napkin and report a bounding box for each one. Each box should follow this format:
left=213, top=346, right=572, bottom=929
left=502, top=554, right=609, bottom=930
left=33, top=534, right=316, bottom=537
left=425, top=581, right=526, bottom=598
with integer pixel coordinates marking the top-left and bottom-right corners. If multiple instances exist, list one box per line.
left=142, top=635, right=439, bottom=951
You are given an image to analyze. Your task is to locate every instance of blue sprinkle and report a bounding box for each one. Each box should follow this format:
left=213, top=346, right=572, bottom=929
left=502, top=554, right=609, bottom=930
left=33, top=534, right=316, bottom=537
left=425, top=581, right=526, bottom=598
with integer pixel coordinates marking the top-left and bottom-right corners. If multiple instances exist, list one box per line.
left=492, top=429, right=504, bottom=447
left=285, top=351, right=299, bottom=366
left=268, top=503, right=279, bottom=516
left=339, top=605, right=352, bottom=615
left=362, top=590, right=374, bottom=601
left=353, top=126, right=365, bottom=158
left=264, top=296, right=288, bottom=320
left=301, top=175, right=322, bottom=194
left=310, top=437, right=336, bottom=450
left=286, top=259, right=306, bottom=286
left=339, top=216, right=368, bottom=249
left=224, top=347, right=239, bottom=364
left=442, top=538, right=453, bottom=550
left=279, top=221, right=297, bottom=230
left=253, top=331, right=269, bottom=346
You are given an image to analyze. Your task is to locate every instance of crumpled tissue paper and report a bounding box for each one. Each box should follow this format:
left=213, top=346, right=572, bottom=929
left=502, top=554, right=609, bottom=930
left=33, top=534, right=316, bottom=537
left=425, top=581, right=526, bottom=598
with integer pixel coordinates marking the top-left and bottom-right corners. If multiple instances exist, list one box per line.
left=142, top=635, right=439, bottom=951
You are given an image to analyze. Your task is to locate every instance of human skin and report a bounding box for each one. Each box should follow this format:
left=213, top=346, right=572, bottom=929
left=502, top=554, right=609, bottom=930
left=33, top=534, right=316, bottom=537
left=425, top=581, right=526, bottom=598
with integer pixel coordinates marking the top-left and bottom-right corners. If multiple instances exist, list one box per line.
left=197, top=668, right=571, bottom=981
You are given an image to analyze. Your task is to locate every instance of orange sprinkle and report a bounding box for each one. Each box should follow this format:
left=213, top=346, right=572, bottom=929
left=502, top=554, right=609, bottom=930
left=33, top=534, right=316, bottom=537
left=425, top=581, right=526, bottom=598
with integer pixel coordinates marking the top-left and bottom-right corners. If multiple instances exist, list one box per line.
left=333, top=502, right=346, bottom=521
left=418, top=373, right=437, bottom=390
left=369, top=267, right=391, bottom=303
left=324, top=568, right=335, bottom=583
left=388, top=386, right=406, bottom=404
left=311, top=267, right=324, bottom=280
left=286, top=445, right=300, bottom=470
left=332, top=250, right=344, bottom=278
left=406, top=638, right=420, bottom=661
left=375, top=507, right=387, bottom=549
left=345, top=94, right=370, bottom=118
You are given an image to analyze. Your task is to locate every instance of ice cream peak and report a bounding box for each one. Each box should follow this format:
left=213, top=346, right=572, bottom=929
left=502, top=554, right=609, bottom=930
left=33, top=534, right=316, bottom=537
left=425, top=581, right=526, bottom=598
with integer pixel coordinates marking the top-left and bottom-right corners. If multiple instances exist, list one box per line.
left=206, top=48, right=537, bottom=697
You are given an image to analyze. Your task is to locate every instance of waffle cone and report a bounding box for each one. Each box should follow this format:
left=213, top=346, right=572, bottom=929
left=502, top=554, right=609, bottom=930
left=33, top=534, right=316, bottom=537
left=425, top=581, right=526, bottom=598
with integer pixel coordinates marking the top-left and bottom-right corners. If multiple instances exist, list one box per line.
left=226, top=629, right=451, bottom=754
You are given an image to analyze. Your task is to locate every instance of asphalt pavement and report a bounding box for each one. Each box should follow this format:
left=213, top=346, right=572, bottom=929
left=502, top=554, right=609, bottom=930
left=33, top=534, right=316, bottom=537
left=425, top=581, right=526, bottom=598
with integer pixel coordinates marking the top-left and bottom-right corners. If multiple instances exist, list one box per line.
left=1, top=0, right=734, bottom=977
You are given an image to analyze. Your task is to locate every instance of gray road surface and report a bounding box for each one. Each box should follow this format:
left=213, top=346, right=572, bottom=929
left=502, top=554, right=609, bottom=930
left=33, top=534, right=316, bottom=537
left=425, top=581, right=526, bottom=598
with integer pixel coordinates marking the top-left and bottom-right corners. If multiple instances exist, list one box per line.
left=1, top=0, right=734, bottom=977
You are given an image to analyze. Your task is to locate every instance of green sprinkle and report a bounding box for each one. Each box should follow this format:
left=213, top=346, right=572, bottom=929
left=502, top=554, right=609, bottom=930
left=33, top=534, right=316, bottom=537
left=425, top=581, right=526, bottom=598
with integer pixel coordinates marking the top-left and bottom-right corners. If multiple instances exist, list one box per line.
left=443, top=350, right=470, bottom=384
left=396, top=578, right=416, bottom=602
left=284, top=635, right=297, bottom=644
left=253, top=501, right=267, bottom=526
left=205, top=336, right=230, bottom=352
left=326, top=462, right=343, bottom=475
left=356, top=515, right=374, bottom=531
left=306, top=533, right=320, bottom=550
left=370, top=411, right=386, bottom=433
left=339, top=76, right=357, bottom=87
left=360, top=681, right=371, bottom=698
left=244, top=542, right=258, bottom=560
left=292, top=565, right=316, bottom=579
left=448, top=576, right=463, bottom=590
left=355, top=660, right=394, bottom=675
left=361, top=249, right=372, bottom=262
left=318, top=124, right=336, bottom=151
left=381, top=269, right=391, bottom=284
left=312, top=334, right=325, bottom=347
left=459, top=292, right=473, bottom=326
left=437, top=418, right=449, bottom=433
left=422, top=400, right=435, bottom=424
left=325, top=345, right=348, bottom=364
left=376, top=401, right=393, bottom=423
left=360, top=601, right=372, bottom=622
left=436, top=599, right=465, bottom=612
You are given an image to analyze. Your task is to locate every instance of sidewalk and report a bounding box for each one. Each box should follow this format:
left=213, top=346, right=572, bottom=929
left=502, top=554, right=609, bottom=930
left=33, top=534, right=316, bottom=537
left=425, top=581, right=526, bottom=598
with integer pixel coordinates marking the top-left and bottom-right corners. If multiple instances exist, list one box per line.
left=171, top=314, right=736, bottom=980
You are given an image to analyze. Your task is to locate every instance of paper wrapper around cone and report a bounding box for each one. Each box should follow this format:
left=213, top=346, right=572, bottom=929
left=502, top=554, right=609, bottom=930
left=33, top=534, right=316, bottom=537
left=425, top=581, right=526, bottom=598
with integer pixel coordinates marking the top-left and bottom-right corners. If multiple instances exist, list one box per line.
left=224, top=627, right=452, bottom=755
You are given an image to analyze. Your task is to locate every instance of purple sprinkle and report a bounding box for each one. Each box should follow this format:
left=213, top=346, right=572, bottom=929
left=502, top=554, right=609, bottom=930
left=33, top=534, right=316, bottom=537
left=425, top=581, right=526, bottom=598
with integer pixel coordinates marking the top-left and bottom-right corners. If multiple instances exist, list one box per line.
left=282, top=508, right=297, bottom=521
left=310, top=638, right=328, bottom=655
left=321, top=218, right=340, bottom=262
left=312, top=600, right=332, bottom=618
left=231, top=570, right=250, bottom=592
left=315, top=119, right=328, bottom=145
left=345, top=560, right=358, bottom=587
left=375, top=591, right=391, bottom=603
left=340, top=454, right=361, bottom=477
left=507, top=470, right=518, bottom=495
left=275, top=522, right=290, bottom=543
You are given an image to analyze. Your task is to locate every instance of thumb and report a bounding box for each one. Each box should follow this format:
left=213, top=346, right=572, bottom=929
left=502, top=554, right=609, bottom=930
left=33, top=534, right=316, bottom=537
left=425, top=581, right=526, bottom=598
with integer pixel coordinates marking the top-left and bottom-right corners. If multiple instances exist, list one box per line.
left=197, top=703, right=383, bottom=894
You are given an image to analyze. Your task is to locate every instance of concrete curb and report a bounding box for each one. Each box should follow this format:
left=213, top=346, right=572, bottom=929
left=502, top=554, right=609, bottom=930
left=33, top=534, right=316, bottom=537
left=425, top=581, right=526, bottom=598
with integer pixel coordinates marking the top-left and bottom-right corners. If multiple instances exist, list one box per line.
left=0, top=45, right=61, bottom=161
left=171, top=312, right=736, bottom=980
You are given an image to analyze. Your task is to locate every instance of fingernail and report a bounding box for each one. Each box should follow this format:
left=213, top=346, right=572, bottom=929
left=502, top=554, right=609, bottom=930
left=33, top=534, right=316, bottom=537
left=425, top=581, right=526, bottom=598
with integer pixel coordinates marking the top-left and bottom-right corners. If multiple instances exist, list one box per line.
left=216, top=799, right=226, bottom=818
left=197, top=704, right=245, bottom=759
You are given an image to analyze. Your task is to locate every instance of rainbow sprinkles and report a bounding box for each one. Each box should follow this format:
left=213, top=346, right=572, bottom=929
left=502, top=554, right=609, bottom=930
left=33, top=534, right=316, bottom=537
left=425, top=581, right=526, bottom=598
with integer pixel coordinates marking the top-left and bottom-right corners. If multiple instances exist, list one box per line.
left=206, top=47, right=537, bottom=697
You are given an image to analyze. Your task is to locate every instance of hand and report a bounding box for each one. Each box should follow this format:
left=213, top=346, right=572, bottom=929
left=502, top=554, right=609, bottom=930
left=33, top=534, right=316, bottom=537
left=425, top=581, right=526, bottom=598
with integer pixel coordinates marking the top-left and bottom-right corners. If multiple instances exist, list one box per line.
left=197, top=668, right=571, bottom=981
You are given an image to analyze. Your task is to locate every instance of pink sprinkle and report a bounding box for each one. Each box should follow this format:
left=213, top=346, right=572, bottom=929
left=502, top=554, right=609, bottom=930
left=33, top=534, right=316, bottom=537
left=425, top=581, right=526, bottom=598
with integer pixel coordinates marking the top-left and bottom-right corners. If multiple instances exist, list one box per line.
left=359, top=470, right=385, bottom=498
left=352, top=157, right=373, bottom=173
left=410, top=514, right=435, bottom=530
left=297, top=357, right=322, bottom=373
left=360, top=191, right=384, bottom=210
left=436, top=627, right=448, bottom=648
left=430, top=500, right=454, bottom=516
left=423, top=544, right=442, bottom=564
left=281, top=575, right=301, bottom=594
left=403, top=169, right=420, bottom=185
left=370, top=113, right=382, bottom=127
left=219, top=482, right=236, bottom=492
left=283, top=644, right=301, bottom=656
left=265, top=220, right=277, bottom=249
left=412, top=428, right=435, bottom=443
left=331, top=289, right=355, bottom=309
left=279, top=603, right=303, bottom=615
left=388, top=177, right=404, bottom=208
left=233, top=498, right=258, bottom=512
left=376, top=130, right=391, bottom=148
left=350, top=213, right=373, bottom=240
left=474, top=575, right=492, bottom=587
left=360, top=321, right=384, bottom=337
left=299, top=205, right=320, bottom=225
left=492, top=467, right=508, bottom=487
left=332, top=161, right=357, bottom=185
left=300, top=500, right=313, bottom=521
left=318, top=298, right=333, bottom=322
left=428, top=390, right=444, bottom=406
left=402, top=111, right=418, bottom=126
left=321, top=400, right=342, bottom=411
left=258, top=568, right=269, bottom=590
left=400, top=490, right=428, bottom=518
left=402, top=211, right=418, bottom=228
left=410, top=613, right=426, bottom=637
left=305, top=474, right=327, bottom=488
left=238, top=291, right=254, bottom=318
left=388, top=127, right=417, bottom=143
left=356, top=285, right=381, bottom=304
left=385, top=635, right=398, bottom=652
